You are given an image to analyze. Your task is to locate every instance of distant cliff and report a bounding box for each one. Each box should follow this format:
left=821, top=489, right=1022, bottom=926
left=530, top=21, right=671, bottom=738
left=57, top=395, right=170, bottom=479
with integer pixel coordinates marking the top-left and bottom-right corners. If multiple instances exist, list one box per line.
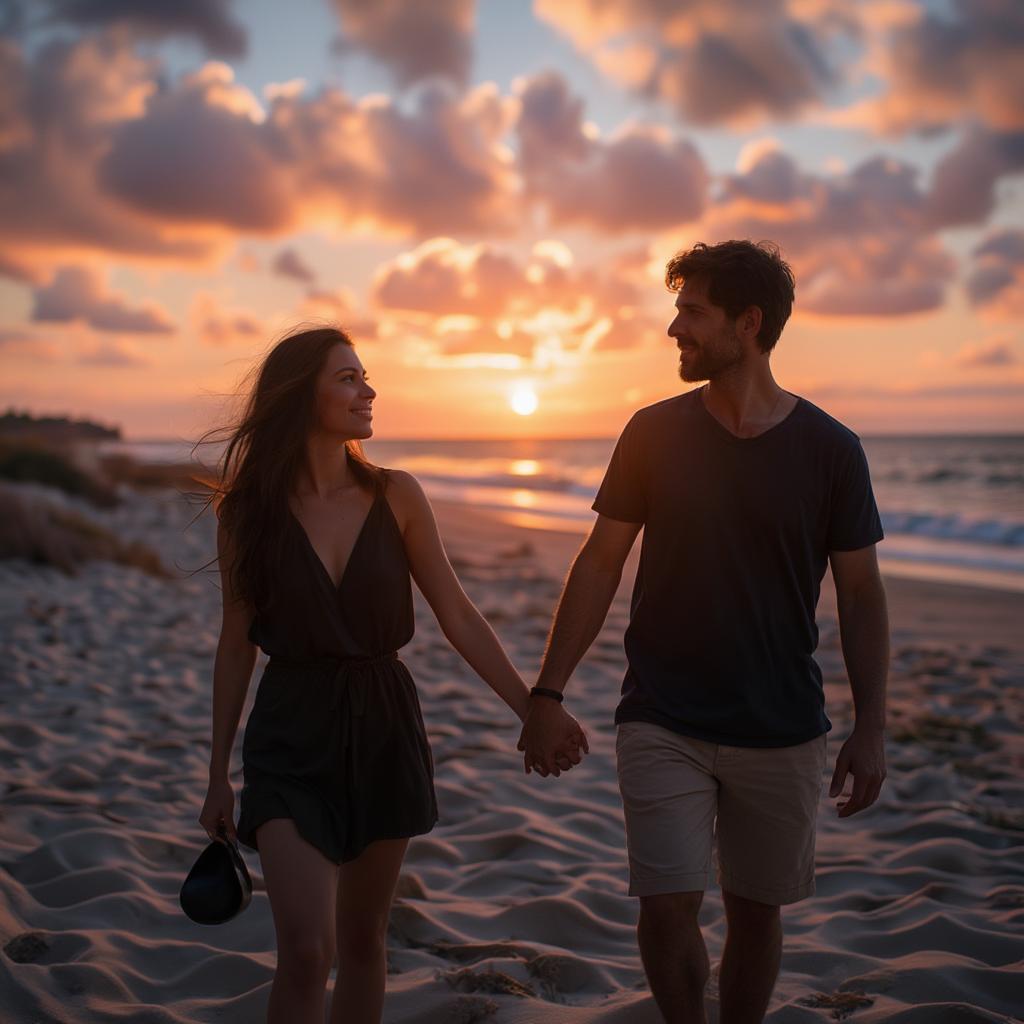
left=0, top=410, right=121, bottom=442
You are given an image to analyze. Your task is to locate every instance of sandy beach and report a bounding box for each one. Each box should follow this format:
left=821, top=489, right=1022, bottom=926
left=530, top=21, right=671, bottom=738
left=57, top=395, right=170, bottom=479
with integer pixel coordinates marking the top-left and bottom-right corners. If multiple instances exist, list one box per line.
left=1, top=480, right=1022, bottom=1023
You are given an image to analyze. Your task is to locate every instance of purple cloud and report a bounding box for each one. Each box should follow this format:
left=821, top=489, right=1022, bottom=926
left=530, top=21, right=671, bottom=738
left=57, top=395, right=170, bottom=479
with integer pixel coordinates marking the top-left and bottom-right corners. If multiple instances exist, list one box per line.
left=534, top=0, right=854, bottom=127
left=0, top=34, right=217, bottom=271
left=926, top=128, right=1024, bottom=229
left=955, top=338, right=1017, bottom=368
left=516, top=71, right=708, bottom=231
left=40, top=0, right=247, bottom=57
left=707, top=147, right=956, bottom=317
left=76, top=341, right=151, bottom=367
left=855, top=0, right=1024, bottom=135
left=965, top=229, right=1024, bottom=316
left=330, top=0, right=474, bottom=88
left=272, top=248, right=317, bottom=284
left=32, top=267, right=176, bottom=333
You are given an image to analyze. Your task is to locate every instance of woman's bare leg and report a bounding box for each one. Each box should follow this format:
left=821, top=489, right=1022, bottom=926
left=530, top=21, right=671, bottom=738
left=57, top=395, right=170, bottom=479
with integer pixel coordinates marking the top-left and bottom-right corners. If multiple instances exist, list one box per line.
left=329, top=837, right=409, bottom=1024
left=257, top=818, right=339, bottom=1024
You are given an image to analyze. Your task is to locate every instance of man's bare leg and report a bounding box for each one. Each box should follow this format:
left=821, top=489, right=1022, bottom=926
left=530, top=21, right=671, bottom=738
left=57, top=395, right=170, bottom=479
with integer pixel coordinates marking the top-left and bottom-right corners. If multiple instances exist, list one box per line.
left=718, top=889, right=782, bottom=1024
left=637, top=891, right=709, bottom=1023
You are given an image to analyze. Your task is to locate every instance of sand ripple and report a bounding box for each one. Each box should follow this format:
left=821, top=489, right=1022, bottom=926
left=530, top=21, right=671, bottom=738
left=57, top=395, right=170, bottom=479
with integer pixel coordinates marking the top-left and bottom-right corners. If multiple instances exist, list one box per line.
left=1, top=488, right=1022, bottom=1021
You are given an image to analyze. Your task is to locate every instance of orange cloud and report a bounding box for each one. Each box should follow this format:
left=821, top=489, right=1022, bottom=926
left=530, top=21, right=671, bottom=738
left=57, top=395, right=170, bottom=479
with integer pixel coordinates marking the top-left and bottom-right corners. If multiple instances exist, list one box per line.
left=0, top=251, right=43, bottom=285
left=0, top=327, right=61, bottom=362
left=372, top=237, right=523, bottom=318
left=235, top=248, right=261, bottom=273
left=300, top=287, right=357, bottom=317
left=76, top=339, right=151, bottom=368
left=295, top=288, right=379, bottom=342
left=190, top=293, right=264, bottom=347
left=371, top=236, right=660, bottom=361
left=436, top=323, right=536, bottom=359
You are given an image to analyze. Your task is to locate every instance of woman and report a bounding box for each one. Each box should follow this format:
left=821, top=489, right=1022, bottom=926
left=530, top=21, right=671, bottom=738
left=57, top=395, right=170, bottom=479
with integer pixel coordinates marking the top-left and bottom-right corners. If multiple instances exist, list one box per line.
left=198, top=326, right=587, bottom=1024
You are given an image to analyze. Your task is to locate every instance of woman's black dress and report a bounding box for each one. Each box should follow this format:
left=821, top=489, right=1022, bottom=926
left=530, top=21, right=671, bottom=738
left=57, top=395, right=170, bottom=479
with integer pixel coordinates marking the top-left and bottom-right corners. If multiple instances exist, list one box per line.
left=236, top=479, right=438, bottom=864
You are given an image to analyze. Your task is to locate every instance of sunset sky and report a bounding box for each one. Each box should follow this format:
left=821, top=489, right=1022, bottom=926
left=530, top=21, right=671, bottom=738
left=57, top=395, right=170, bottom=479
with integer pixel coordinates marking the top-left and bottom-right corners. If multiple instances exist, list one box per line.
left=1, top=0, right=1022, bottom=439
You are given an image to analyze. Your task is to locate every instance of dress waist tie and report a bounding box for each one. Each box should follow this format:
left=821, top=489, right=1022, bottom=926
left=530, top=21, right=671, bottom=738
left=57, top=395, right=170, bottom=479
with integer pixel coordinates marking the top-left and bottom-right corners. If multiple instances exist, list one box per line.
left=265, top=652, right=399, bottom=751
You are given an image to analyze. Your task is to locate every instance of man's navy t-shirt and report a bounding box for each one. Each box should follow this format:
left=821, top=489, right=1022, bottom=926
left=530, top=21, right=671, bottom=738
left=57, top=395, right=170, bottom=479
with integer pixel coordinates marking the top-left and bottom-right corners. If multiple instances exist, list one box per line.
left=592, top=388, right=884, bottom=748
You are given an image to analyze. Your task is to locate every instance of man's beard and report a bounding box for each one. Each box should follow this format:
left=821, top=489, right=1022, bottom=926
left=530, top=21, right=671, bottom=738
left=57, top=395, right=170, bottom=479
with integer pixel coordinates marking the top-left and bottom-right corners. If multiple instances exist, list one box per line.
left=677, top=327, right=743, bottom=382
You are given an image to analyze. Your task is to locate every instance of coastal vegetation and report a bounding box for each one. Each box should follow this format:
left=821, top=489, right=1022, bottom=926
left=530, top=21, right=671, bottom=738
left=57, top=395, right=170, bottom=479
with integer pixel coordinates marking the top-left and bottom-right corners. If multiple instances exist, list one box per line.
left=0, top=410, right=120, bottom=443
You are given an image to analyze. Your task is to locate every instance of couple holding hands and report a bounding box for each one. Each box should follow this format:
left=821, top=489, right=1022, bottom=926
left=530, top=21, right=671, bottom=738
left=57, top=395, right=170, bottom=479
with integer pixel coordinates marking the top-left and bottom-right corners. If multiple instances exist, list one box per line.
left=199, top=239, right=889, bottom=1024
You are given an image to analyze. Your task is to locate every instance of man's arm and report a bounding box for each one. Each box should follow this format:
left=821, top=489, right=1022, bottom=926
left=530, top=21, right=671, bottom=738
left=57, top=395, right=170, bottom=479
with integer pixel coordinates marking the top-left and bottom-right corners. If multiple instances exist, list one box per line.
left=518, top=514, right=641, bottom=775
left=828, top=544, right=890, bottom=818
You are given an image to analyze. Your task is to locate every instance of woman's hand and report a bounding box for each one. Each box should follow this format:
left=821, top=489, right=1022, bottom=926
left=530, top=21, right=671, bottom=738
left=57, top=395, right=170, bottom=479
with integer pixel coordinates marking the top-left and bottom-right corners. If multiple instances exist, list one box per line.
left=199, top=776, right=237, bottom=843
left=389, top=471, right=537, bottom=722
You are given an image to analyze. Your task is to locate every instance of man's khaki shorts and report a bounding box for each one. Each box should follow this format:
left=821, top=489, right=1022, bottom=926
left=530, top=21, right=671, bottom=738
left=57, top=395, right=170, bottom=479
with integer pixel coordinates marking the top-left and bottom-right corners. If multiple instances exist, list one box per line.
left=616, top=720, right=829, bottom=905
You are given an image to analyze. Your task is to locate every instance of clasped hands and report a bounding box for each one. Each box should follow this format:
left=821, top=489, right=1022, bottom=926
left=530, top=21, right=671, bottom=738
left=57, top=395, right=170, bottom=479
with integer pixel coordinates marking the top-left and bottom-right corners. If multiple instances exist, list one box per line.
left=516, top=694, right=589, bottom=777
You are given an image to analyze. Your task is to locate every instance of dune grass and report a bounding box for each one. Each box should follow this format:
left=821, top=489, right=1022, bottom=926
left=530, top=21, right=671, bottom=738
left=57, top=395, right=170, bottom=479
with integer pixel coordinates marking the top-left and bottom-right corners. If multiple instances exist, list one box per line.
left=0, top=440, right=118, bottom=507
left=99, top=452, right=216, bottom=494
left=0, top=487, right=169, bottom=577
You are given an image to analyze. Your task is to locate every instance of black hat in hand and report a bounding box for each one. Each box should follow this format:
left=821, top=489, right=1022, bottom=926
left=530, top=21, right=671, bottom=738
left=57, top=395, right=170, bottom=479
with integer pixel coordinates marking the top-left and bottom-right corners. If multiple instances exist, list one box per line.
left=179, top=822, right=253, bottom=925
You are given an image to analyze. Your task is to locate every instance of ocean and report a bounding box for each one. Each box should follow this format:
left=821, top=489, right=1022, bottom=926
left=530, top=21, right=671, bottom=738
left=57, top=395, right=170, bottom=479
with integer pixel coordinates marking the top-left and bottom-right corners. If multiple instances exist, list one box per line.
left=102, top=434, right=1024, bottom=593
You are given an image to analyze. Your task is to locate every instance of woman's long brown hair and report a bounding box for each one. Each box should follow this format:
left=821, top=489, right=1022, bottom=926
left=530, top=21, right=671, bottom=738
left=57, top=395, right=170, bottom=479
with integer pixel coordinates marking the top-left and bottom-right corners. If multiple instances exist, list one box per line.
left=197, top=326, right=383, bottom=612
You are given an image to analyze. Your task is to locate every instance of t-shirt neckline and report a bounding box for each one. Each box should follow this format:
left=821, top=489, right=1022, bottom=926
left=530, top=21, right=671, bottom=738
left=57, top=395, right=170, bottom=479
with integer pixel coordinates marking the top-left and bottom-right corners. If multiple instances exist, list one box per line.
left=696, top=385, right=802, bottom=443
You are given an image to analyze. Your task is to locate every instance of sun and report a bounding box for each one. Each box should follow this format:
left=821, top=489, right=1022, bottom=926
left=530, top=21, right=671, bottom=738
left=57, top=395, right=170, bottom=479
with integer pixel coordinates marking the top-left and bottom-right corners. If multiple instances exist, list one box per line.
left=509, top=383, right=539, bottom=416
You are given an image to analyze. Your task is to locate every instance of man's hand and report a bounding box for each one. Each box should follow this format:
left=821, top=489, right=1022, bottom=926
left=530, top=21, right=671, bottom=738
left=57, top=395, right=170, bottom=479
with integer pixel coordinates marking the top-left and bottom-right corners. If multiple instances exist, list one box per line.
left=829, top=725, right=886, bottom=818
left=517, top=699, right=590, bottom=777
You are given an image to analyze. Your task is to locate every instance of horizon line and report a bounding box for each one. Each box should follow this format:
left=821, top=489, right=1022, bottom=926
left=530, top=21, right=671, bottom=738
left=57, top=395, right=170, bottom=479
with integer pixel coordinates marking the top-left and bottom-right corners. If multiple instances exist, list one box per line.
left=118, top=430, right=1024, bottom=444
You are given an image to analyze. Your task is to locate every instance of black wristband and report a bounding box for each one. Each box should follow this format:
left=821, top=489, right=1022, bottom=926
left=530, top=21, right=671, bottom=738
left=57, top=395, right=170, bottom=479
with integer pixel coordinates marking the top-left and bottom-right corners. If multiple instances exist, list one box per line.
left=529, top=686, right=564, bottom=703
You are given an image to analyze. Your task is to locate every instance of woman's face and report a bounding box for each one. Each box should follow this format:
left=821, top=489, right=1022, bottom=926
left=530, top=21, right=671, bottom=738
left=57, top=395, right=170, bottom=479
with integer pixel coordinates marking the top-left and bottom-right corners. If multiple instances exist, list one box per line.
left=313, top=343, right=376, bottom=440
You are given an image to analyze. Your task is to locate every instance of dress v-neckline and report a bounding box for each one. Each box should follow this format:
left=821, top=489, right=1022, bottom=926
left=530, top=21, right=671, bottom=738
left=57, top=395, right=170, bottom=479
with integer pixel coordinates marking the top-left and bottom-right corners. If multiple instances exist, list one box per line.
left=290, top=491, right=379, bottom=592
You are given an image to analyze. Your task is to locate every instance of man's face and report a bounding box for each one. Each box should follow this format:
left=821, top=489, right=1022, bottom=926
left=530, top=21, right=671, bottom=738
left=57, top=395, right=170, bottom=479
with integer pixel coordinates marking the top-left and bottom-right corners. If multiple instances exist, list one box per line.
left=667, top=278, right=744, bottom=383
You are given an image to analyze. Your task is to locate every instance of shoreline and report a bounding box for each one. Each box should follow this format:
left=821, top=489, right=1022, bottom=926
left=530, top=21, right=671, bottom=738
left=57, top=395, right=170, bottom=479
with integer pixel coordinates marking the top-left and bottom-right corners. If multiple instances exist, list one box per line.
left=431, top=497, right=1024, bottom=658
left=7, top=431, right=1024, bottom=596
left=79, top=430, right=1024, bottom=598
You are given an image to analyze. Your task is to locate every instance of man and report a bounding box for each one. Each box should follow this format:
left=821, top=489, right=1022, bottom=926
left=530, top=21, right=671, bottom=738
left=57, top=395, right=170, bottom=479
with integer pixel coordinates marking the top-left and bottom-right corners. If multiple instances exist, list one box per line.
left=518, top=239, right=889, bottom=1023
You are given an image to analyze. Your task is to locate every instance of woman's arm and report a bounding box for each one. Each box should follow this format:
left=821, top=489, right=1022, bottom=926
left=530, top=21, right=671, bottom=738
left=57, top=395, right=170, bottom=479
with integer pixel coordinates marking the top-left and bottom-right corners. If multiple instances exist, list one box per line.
left=209, top=518, right=258, bottom=777
left=201, top=519, right=258, bottom=840
left=387, top=471, right=536, bottom=726
left=519, top=514, right=639, bottom=774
